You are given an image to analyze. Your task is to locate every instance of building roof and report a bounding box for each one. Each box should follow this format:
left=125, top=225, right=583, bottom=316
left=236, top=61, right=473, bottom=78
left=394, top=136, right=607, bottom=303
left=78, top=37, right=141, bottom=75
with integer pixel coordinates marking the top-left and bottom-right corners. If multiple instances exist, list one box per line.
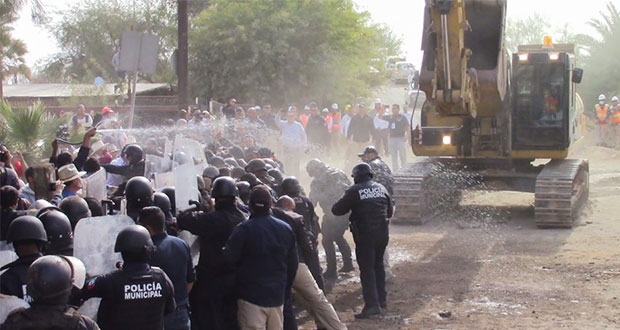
left=3, top=83, right=169, bottom=98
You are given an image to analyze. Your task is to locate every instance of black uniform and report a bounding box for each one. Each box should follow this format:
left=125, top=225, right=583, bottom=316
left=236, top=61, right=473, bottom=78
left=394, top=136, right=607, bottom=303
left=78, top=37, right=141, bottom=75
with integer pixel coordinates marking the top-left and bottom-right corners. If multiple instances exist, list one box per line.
left=332, top=179, right=393, bottom=311
left=80, top=262, right=176, bottom=330
left=1, top=305, right=99, bottom=330
left=291, top=196, right=321, bottom=246
left=0, top=253, right=42, bottom=303
left=101, top=160, right=146, bottom=183
left=177, top=206, right=246, bottom=330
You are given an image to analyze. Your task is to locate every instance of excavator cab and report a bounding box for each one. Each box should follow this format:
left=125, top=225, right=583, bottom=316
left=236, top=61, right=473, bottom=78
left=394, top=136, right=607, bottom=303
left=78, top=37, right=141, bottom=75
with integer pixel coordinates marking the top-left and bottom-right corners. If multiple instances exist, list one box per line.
left=511, top=43, right=583, bottom=153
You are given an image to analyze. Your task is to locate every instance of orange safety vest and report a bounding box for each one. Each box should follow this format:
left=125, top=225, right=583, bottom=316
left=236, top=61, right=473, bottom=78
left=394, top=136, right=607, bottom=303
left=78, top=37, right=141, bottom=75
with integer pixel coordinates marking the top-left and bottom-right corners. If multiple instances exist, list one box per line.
left=544, top=95, right=558, bottom=113
left=610, top=105, right=620, bottom=125
left=595, top=104, right=609, bottom=124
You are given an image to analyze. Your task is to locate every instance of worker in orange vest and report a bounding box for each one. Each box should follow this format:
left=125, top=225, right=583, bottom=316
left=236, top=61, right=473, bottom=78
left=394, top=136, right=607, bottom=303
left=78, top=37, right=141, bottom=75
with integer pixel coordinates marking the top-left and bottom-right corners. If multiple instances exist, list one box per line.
left=609, top=96, right=620, bottom=148
left=595, top=94, right=610, bottom=146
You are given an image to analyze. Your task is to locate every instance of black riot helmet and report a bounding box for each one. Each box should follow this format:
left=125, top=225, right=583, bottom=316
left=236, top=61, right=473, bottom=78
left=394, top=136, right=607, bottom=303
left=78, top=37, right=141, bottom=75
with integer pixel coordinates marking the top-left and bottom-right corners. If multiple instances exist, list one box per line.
left=153, top=192, right=172, bottom=219
left=59, top=197, right=92, bottom=230
left=268, top=168, right=284, bottom=184
left=125, top=176, right=153, bottom=210
left=351, top=163, right=373, bottom=182
left=36, top=209, right=73, bottom=256
left=280, top=177, right=301, bottom=197
left=7, top=215, right=47, bottom=244
left=245, top=158, right=267, bottom=174
left=211, top=176, right=238, bottom=199
left=114, top=225, right=154, bottom=262
left=160, top=186, right=176, bottom=215
left=306, top=159, right=328, bottom=177
left=236, top=181, right=251, bottom=204
left=27, top=255, right=74, bottom=304
left=124, top=144, right=144, bottom=165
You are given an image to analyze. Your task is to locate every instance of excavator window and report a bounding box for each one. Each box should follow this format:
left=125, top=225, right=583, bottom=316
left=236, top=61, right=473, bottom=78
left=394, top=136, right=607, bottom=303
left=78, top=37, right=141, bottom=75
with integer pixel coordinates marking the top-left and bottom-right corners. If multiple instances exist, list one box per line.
left=512, top=55, right=569, bottom=149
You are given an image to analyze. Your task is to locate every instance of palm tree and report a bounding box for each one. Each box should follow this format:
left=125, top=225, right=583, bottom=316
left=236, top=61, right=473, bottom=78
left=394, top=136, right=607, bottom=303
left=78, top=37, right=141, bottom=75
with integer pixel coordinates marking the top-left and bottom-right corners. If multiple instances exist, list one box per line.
left=0, top=100, right=68, bottom=163
left=587, top=2, right=620, bottom=42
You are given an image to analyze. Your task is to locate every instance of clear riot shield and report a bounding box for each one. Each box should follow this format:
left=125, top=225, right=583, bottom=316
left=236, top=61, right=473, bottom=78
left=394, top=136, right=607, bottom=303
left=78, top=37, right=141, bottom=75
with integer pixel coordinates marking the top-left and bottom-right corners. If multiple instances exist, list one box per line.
left=74, top=215, right=135, bottom=276
left=177, top=230, right=200, bottom=266
left=174, top=162, right=199, bottom=212
left=0, top=295, right=29, bottom=324
left=83, top=168, right=107, bottom=202
left=0, top=242, right=17, bottom=275
left=153, top=172, right=174, bottom=190
left=144, top=154, right=167, bottom=180
left=173, top=135, right=207, bottom=173
left=74, top=215, right=134, bottom=320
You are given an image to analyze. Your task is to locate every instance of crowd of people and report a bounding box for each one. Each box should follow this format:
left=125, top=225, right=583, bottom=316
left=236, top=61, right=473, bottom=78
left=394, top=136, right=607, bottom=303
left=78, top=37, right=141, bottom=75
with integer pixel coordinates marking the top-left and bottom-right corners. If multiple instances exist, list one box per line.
left=0, top=98, right=401, bottom=330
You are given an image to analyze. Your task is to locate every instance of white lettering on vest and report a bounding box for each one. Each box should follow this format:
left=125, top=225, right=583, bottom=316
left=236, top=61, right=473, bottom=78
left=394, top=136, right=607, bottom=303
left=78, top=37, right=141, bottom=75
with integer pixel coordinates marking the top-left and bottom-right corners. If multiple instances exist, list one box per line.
left=358, top=187, right=386, bottom=200
left=123, top=281, right=163, bottom=300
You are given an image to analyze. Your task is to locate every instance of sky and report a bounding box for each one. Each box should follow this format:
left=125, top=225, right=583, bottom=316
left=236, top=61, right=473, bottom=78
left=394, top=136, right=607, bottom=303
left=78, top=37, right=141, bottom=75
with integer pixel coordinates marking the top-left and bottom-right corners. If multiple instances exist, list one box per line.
left=11, top=0, right=613, bottom=69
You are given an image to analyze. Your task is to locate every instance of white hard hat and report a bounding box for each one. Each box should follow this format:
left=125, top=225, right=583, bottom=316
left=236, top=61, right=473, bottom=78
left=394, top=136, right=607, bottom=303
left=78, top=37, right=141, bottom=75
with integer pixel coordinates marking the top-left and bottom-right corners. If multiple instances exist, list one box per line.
left=599, top=94, right=606, bottom=101
left=612, top=96, right=619, bottom=102
left=374, top=98, right=382, bottom=104
left=331, top=103, right=339, bottom=110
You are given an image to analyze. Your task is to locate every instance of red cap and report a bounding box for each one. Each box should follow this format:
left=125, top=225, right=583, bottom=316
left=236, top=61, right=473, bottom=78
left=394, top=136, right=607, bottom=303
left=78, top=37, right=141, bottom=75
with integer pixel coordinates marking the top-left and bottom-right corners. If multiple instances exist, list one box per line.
left=102, top=107, right=114, bottom=114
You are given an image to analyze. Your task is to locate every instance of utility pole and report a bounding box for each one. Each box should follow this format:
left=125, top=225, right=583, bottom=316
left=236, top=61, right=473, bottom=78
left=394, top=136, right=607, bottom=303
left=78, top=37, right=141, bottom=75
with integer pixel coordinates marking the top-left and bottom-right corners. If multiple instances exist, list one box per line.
left=177, top=0, right=189, bottom=111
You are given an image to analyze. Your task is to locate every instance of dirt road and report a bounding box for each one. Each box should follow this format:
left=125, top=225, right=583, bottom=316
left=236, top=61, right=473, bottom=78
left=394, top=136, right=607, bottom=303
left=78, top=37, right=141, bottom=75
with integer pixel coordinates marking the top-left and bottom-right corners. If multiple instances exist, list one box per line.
left=300, top=139, right=620, bottom=329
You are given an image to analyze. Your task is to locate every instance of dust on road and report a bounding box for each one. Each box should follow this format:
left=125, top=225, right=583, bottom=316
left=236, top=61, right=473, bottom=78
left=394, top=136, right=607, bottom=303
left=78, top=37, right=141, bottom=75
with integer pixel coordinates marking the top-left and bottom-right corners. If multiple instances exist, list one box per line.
left=300, top=137, right=620, bottom=329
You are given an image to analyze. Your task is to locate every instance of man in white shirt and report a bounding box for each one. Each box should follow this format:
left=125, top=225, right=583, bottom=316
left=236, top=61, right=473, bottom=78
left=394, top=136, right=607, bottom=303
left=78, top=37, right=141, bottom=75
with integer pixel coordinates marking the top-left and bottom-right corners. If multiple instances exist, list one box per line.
left=373, top=99, right=390, bottom=156
left=276, top=109, right=307, bottom=177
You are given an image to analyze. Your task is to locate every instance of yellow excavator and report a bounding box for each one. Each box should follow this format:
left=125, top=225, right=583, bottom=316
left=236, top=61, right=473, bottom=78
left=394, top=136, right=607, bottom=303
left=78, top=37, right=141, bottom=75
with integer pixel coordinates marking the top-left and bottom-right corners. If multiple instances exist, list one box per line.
left=394, top=0, right=588, bottom=228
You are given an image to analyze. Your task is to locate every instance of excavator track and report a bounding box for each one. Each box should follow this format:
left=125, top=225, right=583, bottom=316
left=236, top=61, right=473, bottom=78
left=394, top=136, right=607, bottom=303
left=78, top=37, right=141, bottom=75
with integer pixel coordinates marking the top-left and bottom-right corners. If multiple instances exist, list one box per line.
left=393, top=161, right=435, bottom=224
left=534, top=159, right=589, bottom=228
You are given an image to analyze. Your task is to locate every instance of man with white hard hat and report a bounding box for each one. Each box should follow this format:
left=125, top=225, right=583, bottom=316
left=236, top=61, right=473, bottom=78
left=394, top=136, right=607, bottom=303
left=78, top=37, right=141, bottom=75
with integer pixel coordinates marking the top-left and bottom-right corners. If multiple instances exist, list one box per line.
left=595, top=94, right=610, bottom=146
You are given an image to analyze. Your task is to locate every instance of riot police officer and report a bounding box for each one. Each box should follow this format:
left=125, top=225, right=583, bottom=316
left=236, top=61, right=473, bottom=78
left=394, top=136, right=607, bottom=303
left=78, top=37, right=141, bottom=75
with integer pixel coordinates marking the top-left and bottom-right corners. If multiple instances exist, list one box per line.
left=1, top=255, right=99, bottom=330
left=358, top=146, right=394, bottom=195
left=153, top=192, right=178, bottom=235
left=306, top=159, right=354, bottom=279
left=280, top=177, right=321, bottom=243
left=177, top=176, right=247, bottom=330
left=0, top=215, right=47, bottom=302
left=59, top=196, right=92, bottom=230
left=37, top=207, right=74, bottom=256
left=124, top=176, right=153, bottom=221
left=101, top=144, right=145, bottom=182
left=332, top=163, right=393, bottom=319
left=245, top=159, right=277, bottom=190
left=80, top=225, right=176, bottom=330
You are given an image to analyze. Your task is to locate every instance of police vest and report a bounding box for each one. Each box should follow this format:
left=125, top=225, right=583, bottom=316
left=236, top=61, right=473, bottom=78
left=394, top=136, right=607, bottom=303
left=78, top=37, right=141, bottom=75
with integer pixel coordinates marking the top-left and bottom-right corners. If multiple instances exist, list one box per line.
left=595, top=104, right=609, bottom=123
left=97, top=267, right=171, bottom=330
left=611, top=105, right=620, bottom=125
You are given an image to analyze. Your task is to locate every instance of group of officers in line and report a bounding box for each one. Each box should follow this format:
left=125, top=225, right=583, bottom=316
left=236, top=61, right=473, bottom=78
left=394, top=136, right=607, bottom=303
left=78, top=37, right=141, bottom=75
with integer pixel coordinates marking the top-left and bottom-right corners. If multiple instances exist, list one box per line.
left=0, top=141, right=396, bottom=330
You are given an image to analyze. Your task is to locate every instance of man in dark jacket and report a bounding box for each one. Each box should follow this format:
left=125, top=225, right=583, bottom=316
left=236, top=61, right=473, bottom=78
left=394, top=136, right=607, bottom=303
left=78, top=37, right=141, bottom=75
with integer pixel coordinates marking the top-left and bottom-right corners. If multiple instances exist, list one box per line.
left=305, top=102, right=330, bottom=152
left=346, top=104, right=375, bottom=169
left=224, top=186, right=298, bottom=330
left=332, top=163, right=393, bottom=319
left=177, top=177, right=247, bottom=330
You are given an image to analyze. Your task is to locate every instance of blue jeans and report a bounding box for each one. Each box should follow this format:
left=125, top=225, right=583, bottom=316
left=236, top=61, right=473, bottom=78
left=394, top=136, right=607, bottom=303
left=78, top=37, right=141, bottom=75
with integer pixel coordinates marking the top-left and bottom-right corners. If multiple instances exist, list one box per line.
left=164, top=308, right=190, bottom=330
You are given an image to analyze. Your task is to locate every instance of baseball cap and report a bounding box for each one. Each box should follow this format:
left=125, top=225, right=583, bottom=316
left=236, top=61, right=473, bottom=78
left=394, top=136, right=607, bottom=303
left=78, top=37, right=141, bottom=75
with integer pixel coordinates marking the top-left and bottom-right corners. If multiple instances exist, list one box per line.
left=358, top=145, right=378, bottom=157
